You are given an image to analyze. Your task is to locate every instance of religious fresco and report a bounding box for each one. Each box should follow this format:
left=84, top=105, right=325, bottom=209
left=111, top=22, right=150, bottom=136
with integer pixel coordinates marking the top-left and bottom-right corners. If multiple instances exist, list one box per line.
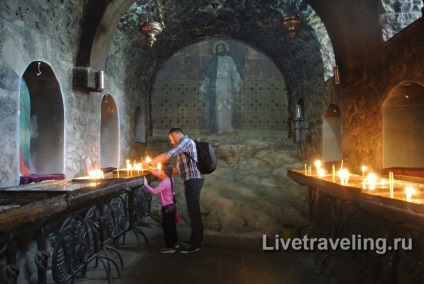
left=153, top=39, right=288, bottom=137
left=19, top=78, right=31, bottom=167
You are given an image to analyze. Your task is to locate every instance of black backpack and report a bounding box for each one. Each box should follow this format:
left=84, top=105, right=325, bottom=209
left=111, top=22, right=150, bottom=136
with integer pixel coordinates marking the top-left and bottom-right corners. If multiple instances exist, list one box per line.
left=185, top=140, right=217, bottom=174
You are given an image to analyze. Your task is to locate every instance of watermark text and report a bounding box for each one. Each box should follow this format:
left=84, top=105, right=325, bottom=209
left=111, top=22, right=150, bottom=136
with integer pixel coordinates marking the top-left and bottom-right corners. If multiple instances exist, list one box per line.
left=262, top=234, right=412, bottom=255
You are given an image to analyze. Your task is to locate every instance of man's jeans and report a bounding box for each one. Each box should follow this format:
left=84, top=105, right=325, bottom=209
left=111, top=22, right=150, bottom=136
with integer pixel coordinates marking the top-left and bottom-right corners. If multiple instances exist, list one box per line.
left=184, top=178, right=205, bottom=247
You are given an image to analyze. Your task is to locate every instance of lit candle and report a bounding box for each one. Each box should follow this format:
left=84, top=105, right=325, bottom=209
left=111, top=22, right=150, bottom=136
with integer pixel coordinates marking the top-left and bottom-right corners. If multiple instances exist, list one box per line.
left=304, top=164, right=307, bottom=175
left=361, top=166, right=367, bottom=177
left=117, top=167, right=120, bottom=178
left=367, top=173, right=376, bottom=190
left=338, top=169, right=346, bottom=185
left=405, top=186, right=414, bottom=202
left=126, top=159, right=130, bottom=177
left=157, top=163, right=162, bottom=171
left=314, top=160, right=321, bottom=175
left=389, top=171, right=394, bottom=198
left=308, top=165, right=312, bottom=176
left=380, top=179, right=386, bottom=188
left=332, top=165, right=336, bottom=182
left=88, top=169, right=103, bottom=179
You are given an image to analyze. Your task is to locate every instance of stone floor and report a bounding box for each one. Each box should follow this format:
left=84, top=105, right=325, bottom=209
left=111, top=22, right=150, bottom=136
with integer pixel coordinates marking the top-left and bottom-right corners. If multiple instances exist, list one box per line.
left=73, top=219, right=339, bottom=284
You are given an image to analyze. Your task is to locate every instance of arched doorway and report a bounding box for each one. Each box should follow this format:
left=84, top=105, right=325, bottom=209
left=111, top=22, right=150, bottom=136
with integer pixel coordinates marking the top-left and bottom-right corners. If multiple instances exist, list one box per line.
left=383, top=82, right=424, bottom=168
left=322, top=104, right=342, bottom=162
left=100, top=94, right=119, bottom=168
left=21, top=61, right=64, bottom=174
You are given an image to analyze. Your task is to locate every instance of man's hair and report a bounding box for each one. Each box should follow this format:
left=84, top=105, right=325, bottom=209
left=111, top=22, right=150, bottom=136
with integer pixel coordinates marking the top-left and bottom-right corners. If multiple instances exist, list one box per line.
left=168, top=128, right=184, bottom=135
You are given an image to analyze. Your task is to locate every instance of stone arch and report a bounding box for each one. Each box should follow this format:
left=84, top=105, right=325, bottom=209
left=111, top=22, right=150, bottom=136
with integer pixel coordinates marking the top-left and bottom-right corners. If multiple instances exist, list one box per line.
left=78, top=0, right=135, bottom=70
left=100, top=94, right=120, bottom=168
left=379, top=0, right=424, bottom=41
left=21, top=61, right=64, bottom=174
left=322, top=103, right=342, bottom=162
left=90, top=0, right=136, bottom=70
left=382, top=82, right=424, bottom=168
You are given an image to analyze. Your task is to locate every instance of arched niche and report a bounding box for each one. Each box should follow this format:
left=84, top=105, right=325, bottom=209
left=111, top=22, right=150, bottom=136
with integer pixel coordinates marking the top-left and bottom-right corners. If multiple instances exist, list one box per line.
left=383, top=82, right=424, bottom=168
left=134, top=106, right=146, bottom=143
left=322, top=104, right=342, bottom=162
left=294, top=98, right=305, bottom=142
left=100, top=94, right=119, bottom=168
left=21, top=62, right=64, bottom=174
left=152, top=39, right=288, bottom=137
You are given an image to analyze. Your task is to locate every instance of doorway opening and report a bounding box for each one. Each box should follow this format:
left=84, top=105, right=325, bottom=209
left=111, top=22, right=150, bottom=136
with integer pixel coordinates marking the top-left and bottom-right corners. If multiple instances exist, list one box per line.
left=322, top=104, right=342, bottom=163
left=100, top=94, right=119, bottom=168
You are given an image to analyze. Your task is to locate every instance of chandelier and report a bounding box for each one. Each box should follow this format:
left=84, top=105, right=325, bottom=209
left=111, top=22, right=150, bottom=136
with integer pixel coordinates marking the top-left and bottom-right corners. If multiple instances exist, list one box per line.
left=280, top=0, right=303, bottom=39
left=139, top=0, right=165, bottom=47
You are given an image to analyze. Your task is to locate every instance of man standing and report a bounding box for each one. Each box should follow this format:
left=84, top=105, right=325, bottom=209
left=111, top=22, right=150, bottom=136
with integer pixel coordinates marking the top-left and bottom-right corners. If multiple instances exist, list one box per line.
left=142, top=128, right=204, bottom=253
left=200, top=41, right=242, bottom=134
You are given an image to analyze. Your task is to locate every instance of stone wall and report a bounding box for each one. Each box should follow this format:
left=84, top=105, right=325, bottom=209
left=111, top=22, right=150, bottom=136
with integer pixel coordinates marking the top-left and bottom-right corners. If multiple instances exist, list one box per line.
left=0, top=0, right=87, bottom=186
left=0, top=0, right=145, bottom=186
left=337, top=19, right=424, bottom=173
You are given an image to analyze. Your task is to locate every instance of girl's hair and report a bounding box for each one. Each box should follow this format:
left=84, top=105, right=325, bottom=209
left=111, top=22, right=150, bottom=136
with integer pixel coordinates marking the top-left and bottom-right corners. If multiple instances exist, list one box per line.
left=164, top=163, right=173, bottom=178
left=163, top=163, right=174, bottom=197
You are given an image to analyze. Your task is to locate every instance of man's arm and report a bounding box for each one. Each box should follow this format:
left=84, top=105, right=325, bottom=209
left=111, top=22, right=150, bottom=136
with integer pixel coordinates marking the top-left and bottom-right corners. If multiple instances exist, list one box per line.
left=142, top=152, right=171, bottom=168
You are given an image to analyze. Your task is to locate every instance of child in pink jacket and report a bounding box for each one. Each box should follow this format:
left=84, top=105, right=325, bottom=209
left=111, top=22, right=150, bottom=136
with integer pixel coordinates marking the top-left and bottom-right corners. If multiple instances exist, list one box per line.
left=143, top=163, right=179, bottom=253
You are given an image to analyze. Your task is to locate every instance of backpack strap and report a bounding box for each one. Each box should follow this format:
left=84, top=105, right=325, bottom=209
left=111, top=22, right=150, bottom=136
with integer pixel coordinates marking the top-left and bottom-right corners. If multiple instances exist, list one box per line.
left=184, top=152, right=197, bottom=164
left=183, top=139, right=198, bottom=165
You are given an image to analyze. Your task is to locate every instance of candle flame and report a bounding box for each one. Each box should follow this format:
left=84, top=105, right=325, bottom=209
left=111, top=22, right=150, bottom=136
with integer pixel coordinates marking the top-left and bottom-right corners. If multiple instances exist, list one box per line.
left=314, top=160, right=321, bottom=168
left=367, top=173, right=376, bottom=190
left=88, top=169, right=104, bottom=179
left=405, top=186, right=415, bottom=202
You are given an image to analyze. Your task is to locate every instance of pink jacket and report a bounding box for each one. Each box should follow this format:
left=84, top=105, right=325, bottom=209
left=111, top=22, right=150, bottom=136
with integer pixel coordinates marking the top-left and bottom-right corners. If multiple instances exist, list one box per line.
left=144, top=177, right=175, bottom=207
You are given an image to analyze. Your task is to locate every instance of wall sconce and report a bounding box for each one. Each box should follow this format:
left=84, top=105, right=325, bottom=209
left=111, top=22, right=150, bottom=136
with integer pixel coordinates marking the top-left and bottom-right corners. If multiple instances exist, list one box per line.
left=334, top=66, right=340, bottom=85
left=95, top=70, right=104, bottom=91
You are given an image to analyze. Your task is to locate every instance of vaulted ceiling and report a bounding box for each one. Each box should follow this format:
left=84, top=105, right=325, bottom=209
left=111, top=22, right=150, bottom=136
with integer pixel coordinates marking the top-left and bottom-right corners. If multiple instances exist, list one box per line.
left=76, top=0, right=423, bottom=93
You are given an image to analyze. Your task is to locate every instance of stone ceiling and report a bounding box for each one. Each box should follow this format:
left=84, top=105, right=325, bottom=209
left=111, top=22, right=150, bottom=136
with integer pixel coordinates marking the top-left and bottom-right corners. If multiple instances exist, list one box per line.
left=79, top=0, right=423, bottom=98
left=105, top=0, right=333, bottom=103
